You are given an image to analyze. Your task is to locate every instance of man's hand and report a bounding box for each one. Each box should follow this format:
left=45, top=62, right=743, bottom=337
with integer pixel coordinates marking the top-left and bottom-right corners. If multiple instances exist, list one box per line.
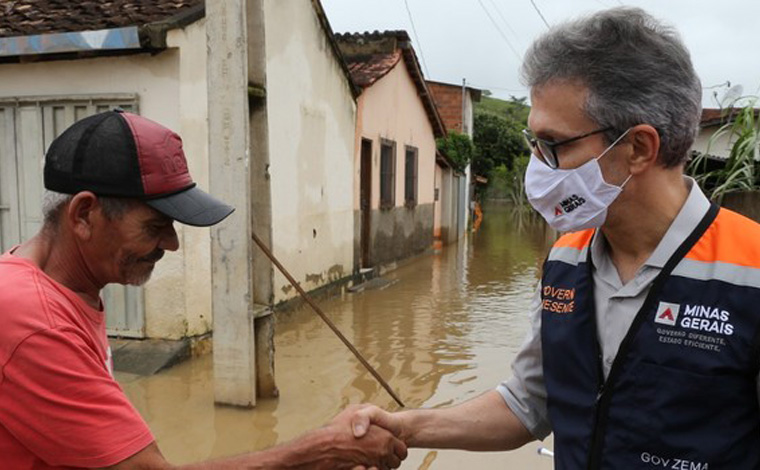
left=324, top=405, right=408, bottom=470
left=101, top=405, right=408, bottom=470
left=348, top=405, right=407, bottom=443
left=346, top=391, right=535, bottom=452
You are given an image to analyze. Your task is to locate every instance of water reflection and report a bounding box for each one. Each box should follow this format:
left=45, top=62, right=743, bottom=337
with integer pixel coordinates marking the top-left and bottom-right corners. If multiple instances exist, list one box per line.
left=116, top=204, right=556, bottom=468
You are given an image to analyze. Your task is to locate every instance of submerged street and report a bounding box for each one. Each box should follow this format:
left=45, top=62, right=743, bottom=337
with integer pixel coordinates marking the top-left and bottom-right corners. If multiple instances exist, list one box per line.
left=116, top=205, right=555, bottom=469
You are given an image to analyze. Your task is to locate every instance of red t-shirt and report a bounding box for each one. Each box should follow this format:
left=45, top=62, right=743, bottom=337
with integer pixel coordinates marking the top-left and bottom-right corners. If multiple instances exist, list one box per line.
left=0, top=250, right=154, bottom=469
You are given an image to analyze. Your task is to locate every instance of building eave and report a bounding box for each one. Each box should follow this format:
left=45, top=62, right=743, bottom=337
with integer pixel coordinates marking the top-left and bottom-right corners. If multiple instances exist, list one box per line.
left=0, top=3, right=204, bottom=62
left=398, top=44, right=447, bottom=138
left=311, top=0, right=361, bottom=100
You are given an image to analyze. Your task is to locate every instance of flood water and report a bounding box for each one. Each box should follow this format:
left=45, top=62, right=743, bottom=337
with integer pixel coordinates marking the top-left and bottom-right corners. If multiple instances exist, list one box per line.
left=116, top=204, right=557, bottom=469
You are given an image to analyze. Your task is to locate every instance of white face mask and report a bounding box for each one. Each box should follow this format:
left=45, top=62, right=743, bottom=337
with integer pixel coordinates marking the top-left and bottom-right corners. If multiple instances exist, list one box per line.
left=525, top=129, right=631, bottom=232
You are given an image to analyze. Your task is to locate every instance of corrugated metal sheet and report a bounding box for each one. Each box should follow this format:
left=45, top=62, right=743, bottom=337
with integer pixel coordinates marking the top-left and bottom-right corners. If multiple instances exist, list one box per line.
left=0, top=27, right=140, bottom=57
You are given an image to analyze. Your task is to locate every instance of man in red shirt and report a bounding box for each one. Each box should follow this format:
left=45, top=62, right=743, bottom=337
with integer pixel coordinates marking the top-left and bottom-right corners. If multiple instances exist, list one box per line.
left=0, top=110, right=406, bottom=470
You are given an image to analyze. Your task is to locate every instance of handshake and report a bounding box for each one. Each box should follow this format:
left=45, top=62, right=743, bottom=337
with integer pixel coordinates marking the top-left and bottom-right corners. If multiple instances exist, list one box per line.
left=267, top=390, right=531, bottom=469
left=317, top=404, right=409, bottom=470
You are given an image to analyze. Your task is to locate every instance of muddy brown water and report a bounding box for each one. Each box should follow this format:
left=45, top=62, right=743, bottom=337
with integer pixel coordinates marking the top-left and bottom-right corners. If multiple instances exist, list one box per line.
left=116, top=205, right=556, bottom=469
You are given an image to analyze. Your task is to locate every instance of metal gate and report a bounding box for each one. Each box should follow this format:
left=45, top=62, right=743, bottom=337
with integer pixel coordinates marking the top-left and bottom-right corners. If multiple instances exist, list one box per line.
left=0, top=95, right=146, bottom=337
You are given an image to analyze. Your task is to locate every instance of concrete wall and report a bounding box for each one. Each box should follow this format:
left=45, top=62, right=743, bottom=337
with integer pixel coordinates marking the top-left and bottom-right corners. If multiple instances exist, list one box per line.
left=463, top=90, right=476, bottom=136
left=722, top=191, right=760, bottom=222
left=433, top=164, right=443, bottom=240
left=369, top=203, right=434, bottom=267
left=439, top=165, right=453, bottom=244
left=264, top=0, right=357, bottom=304
left=693, top=125, right=733, bottom=159
left=354, top=61, right=437, bottom=267
left=425, top=81, right=475, bottom=238
left=0, top=19, right=214, bottom=339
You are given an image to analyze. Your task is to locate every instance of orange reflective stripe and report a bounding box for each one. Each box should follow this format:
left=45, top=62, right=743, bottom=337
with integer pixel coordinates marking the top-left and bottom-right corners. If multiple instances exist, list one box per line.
left=554, top=229, right=595, bottom=250
left=685, top=208, right=760, bottom=267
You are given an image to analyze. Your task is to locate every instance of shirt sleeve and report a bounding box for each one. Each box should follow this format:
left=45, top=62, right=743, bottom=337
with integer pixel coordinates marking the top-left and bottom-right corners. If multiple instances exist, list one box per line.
left=0, top=327, right=154, bottom=468
left=496, top=282, right=552, bottom=440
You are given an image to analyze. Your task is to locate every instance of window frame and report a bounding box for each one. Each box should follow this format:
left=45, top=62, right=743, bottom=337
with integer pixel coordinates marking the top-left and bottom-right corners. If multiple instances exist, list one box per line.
left=379, top=138, right=396, bottom=209
left=404, top=145, right=418, bottom=207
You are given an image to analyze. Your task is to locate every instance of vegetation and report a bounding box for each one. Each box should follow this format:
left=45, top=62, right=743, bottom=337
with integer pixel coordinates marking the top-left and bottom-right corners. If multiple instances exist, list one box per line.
left=688, top=97, right=760, bottom=202
left=476, top=95, right=530, bottom=123
left=472, top=95, right=530, bottom=202
left=436, top=131, right=475, bottom=173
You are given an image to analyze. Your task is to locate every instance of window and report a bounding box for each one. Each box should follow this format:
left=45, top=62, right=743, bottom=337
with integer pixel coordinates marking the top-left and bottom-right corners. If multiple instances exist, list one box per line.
left=404, top=146, right=418, bottom=206
left=380, top=139, right=396, bottom=208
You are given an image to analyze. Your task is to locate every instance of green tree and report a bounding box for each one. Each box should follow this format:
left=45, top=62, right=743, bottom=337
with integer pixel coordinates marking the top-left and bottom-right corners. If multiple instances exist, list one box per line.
left=436, top=131, right=475, bottom=173
left=471, top=96, right=530, bottom=200
left=472, top=111, right=527, bottom=175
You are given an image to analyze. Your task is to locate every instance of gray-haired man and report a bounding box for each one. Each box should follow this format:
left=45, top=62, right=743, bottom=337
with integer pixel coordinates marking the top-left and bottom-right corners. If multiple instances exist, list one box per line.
left=351, top=7, right=760, bottom=469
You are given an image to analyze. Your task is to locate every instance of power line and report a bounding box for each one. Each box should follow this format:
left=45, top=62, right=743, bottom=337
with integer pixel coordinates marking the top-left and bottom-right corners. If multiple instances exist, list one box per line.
left=476, top=0, right=522, bottom=61
left=529, top=0, right=551, bottom=29
left=486, top=0, right=523, bottom=49
left=403, top=0, right=431, bottom=79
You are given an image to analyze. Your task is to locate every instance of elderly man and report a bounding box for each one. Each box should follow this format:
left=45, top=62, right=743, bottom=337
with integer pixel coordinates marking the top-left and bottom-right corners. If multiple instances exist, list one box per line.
left=0, top=110, right=406, bottom=469
left=352, top=7, right=760, bottom=469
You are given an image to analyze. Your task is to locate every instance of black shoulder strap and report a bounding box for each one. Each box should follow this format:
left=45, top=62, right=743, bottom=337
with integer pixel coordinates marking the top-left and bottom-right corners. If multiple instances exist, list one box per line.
left=587, top=203, right=720, bottom=470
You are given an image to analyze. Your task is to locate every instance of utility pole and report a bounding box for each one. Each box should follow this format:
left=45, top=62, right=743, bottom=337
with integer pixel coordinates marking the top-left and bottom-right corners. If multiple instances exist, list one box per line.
left=462, top=78, right=475, bottom=232
left=461, top=78, right=467, bottom=133
left=207, top=0, right=256, bottom=407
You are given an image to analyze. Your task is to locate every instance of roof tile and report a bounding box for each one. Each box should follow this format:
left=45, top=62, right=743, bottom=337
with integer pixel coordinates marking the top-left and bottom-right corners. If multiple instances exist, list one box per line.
left=0, top=0, right=203, bottom=39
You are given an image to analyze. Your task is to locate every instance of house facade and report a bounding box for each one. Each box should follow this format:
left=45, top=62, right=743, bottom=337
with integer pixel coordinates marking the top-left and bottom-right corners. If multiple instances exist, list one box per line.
left=336, top=31, right=447, bottom=269
left=427, top=80, right=482, bottom=242
left=0, top=0, right=360, bottom=405
left=0, top=1, right=210, bottom=340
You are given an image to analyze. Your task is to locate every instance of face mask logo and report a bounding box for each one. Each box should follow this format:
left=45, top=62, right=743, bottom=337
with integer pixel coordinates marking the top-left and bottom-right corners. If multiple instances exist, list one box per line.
left=524, top=128, right=631, bottom=232
left=557, top=195, right=586, bottom=215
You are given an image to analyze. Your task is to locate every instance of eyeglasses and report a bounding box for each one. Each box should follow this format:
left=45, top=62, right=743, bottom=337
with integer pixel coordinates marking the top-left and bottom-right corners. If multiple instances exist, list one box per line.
left=522, top=126, right=614, bottom=169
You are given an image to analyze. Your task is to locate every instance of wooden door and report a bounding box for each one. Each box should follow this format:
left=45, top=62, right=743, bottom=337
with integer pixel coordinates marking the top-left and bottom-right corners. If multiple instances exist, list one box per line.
left=360, top=138, right=373, bottom=268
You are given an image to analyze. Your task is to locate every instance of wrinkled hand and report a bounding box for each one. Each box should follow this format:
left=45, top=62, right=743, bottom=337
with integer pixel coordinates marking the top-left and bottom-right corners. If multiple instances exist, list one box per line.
left=345, top=405, right=409, bottom=470
left=326, top=404, right=408, bottom=470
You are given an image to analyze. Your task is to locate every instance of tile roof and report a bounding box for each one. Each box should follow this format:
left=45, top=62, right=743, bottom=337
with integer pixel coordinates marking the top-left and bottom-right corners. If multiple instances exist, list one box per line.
left=0, top=0, right=203, bottom=39
left=701, top=107, right=760, bottom=127
left=344, top=50, right=401, bottom=88
left=335, top=30, right=446, bottom=138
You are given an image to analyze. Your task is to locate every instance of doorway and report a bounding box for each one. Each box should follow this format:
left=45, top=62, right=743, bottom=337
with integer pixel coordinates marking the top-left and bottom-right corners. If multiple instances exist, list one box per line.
left=360, top=138, right=373, bottom=268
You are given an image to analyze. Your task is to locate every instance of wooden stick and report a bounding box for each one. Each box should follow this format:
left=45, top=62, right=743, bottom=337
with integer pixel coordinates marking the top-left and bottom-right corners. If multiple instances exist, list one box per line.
left=251, top=230, right=405, bottom=408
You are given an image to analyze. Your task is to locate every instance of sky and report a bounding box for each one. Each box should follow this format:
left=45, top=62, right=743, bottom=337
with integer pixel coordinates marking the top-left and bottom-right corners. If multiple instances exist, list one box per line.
left=320, top=0, right=760, bottom=108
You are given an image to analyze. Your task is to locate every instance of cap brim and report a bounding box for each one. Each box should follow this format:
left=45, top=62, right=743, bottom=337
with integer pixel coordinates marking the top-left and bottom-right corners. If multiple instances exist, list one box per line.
left=146, top=186, right=234, bottom=227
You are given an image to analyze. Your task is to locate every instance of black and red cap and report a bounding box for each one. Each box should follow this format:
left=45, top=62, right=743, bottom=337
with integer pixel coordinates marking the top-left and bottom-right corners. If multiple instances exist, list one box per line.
left=44, top=110, right=234, bottom=227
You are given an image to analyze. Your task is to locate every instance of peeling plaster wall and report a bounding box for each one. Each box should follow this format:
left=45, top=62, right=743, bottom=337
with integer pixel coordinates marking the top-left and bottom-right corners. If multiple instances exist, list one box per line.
left=264, top=0, right=357, bottom=304
left=160, top=18, right=212, bottom=338
left=0, top=19, right=213, bottom=340
left=354, top=60, right=437, bottom=266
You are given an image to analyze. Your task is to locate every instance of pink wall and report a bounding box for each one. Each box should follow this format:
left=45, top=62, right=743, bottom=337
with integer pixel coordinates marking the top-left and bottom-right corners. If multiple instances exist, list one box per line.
left=353, top=60, right=437, bottom=211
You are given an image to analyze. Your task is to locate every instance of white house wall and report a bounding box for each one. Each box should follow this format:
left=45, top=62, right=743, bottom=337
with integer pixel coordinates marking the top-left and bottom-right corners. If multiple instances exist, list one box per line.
left=264, top=0, right=357, bottom=304
left=693, top=126, right=733, bottom=160
left=0, top=18, right=214, bottom=340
